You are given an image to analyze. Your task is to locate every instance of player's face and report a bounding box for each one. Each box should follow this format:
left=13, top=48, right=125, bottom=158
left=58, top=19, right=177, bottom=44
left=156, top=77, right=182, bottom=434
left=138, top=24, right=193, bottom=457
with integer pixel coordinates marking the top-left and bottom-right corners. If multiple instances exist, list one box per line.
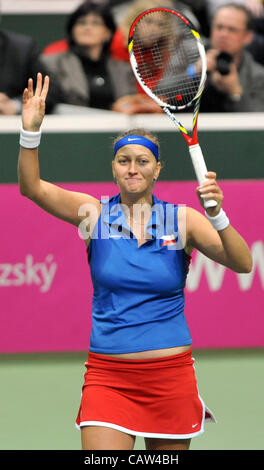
left=112, top=145, right=160, bottom=195
left=211, top=7, right=253, bottom=56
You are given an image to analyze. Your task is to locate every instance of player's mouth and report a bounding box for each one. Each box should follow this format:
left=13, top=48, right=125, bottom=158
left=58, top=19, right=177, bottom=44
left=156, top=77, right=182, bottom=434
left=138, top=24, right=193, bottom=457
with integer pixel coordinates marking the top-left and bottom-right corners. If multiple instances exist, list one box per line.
left=125, top=178, right=142, bottom=182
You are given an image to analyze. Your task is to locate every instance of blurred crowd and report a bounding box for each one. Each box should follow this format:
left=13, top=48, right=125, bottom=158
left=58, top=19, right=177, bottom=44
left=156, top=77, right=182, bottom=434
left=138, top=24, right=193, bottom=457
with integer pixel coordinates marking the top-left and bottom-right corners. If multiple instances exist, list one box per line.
left=1, top=0, right=264, bottom=114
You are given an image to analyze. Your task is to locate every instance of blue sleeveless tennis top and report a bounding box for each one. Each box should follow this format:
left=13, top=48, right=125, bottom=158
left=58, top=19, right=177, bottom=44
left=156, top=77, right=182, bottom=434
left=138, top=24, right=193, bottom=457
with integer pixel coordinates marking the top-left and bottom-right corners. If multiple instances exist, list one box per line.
left=87, top=193, right=192, bottom=354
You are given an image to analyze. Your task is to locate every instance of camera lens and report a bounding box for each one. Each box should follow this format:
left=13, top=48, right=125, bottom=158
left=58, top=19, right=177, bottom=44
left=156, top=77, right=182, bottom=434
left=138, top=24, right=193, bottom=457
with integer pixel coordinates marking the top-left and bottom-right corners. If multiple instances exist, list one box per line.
left=216, top=52, right=234, bottom=75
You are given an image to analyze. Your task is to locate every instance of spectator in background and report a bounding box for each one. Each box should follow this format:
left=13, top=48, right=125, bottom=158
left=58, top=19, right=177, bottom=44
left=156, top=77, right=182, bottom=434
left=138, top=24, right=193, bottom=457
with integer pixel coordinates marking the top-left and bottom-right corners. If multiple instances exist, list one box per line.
left=199, top=3, right=264, bottom=112
left=0, top=28, right=61, bottom=114
left=205, top=0, right=264, bottom=19
left=110, top=0, right=200, bottom=63
left=41, top=1, right=136, bottom=111
left=205, top=0, right=264, bottom=65
left=41, top=0, right=202, bottom=114
left=111, top=0, right=201, bottom=114
left=42, top=0, right=201, bottom=58
left=41, top=1, right=135, bottom=56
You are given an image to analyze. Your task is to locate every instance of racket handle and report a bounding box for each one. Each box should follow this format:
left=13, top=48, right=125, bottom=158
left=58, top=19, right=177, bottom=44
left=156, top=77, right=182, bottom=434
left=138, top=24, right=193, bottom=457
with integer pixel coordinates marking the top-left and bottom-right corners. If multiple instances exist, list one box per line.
left=188, top=144, right=217, bottom=209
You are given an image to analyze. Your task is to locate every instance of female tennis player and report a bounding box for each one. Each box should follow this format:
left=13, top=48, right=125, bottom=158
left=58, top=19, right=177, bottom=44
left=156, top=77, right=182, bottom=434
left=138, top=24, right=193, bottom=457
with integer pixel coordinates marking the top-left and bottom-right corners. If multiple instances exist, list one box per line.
left=18, top=73, right=252, bottom=451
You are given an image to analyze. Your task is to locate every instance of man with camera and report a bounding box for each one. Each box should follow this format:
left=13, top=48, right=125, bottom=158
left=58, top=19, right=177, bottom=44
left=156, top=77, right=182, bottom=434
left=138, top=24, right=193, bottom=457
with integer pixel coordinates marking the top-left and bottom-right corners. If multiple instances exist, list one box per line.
left=200, top=3, right=264, bottom=112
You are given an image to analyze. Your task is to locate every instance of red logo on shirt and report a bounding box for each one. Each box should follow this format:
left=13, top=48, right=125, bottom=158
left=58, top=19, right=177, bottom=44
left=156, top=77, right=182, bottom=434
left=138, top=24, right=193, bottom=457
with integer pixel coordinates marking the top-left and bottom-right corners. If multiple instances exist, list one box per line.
left=161, top=239, right=177, bottom=247
left=160, top=235, right=177, bottom=247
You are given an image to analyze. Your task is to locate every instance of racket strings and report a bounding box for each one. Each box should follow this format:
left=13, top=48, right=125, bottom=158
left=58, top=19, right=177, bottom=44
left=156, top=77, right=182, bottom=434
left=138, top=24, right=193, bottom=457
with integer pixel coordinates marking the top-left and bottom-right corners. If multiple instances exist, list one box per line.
left=133, top=11, right=202, bottom=107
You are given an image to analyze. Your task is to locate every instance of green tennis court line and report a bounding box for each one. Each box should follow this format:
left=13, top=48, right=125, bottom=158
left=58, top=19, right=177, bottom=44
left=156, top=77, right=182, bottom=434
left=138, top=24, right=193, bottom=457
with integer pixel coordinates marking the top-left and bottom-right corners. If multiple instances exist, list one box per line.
left=0, top=349, right=263, bottom=450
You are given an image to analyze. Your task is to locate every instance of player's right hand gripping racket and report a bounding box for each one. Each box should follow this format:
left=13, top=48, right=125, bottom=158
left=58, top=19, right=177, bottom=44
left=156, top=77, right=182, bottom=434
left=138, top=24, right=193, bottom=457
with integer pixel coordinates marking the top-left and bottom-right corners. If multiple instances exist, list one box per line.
left=128, top=8, right=217, bottom=208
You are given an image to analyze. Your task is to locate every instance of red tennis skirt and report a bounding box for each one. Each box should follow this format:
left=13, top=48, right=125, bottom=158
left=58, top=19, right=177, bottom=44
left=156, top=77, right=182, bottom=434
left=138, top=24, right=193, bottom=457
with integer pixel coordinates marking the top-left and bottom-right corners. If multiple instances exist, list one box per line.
left=75, top=349, right=216, bottom=439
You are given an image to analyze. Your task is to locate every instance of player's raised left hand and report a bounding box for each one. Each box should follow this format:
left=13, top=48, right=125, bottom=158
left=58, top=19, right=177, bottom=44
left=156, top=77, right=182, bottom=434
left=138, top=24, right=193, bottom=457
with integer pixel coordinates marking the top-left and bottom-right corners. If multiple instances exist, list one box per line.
left=22, top=72, right=49, bottom=132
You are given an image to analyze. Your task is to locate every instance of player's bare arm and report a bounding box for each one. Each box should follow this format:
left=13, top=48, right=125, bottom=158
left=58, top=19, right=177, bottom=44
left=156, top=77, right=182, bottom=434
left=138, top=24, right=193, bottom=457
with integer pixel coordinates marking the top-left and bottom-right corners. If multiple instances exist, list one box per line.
left=181, top=172, right=252, bottom=273
left=17, top=73, right=101, bottom=229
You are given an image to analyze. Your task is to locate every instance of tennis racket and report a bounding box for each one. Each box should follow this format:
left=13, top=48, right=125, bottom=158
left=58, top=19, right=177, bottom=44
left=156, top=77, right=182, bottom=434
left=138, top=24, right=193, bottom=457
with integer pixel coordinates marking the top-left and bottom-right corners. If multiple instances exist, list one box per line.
left=128, top=8, right=217, bottom=208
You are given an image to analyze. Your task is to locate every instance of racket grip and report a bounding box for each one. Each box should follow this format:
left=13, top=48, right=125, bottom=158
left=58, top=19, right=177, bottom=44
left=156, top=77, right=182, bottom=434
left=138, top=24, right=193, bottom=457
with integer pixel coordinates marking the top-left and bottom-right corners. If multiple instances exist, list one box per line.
left=188, top=144, right=217, bottom=208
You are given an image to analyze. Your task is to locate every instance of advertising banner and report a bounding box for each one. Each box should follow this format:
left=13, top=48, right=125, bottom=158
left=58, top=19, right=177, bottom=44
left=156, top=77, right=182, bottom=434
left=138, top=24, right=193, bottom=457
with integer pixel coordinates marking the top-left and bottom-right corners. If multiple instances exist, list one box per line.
left=0, top=180, right=263, bottom=352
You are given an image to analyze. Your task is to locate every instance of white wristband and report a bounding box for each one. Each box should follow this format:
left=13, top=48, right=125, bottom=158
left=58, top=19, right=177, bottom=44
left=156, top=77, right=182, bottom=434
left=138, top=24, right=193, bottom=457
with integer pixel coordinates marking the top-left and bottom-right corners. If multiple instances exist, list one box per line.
left=19, top=128, right=41, bottom=149
left=205, top=208, right=230, bottom=231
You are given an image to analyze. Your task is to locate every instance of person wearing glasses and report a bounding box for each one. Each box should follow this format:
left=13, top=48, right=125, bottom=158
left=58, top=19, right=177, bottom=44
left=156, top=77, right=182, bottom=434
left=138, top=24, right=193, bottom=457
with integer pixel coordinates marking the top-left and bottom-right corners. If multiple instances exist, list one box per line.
left=199, top=3, right=264, bottom=111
